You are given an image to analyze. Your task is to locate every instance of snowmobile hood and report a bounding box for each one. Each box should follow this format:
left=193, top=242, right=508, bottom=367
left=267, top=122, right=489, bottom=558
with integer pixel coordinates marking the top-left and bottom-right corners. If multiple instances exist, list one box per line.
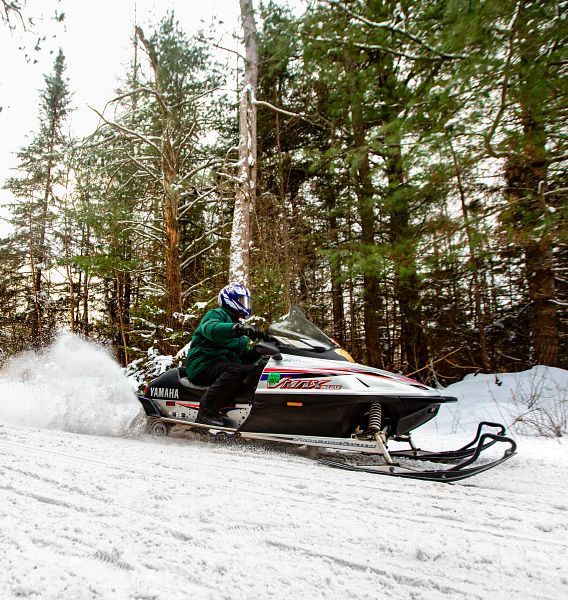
left=260, top=353, right=447, bottom=399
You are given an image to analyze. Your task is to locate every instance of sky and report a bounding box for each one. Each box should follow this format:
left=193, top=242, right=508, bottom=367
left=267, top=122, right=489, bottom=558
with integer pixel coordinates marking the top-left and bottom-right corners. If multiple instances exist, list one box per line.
left=0, top=0, right=305, bottom=236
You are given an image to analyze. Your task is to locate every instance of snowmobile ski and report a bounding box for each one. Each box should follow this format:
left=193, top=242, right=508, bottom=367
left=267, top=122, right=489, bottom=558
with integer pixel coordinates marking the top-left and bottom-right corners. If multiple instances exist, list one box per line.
left=319, top=433, right=517, bottom=483
left=389, top=421, right=509, bottom=463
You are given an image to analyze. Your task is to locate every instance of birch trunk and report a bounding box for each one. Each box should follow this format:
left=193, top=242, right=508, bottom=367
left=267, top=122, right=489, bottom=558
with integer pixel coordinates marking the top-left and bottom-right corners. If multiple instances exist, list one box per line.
left=230, top=0, right=258, bottom=286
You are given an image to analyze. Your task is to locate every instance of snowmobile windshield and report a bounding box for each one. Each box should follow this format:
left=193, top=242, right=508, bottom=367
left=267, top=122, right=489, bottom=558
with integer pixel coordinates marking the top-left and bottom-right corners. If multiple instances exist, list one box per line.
left=268, top=305, right=338, bottom=351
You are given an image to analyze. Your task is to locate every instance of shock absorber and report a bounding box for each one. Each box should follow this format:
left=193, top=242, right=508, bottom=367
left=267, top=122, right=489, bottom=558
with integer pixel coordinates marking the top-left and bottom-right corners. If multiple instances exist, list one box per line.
left=368, top=402, right=382, bottom=432
left=368, top=402, right=394, bottom=465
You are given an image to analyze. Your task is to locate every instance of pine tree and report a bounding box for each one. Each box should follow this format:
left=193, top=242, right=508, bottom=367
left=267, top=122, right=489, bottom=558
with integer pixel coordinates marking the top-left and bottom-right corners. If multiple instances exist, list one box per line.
left=441, top=0, right=567, bottom=367
left=4, top=49, right=71, bottom=347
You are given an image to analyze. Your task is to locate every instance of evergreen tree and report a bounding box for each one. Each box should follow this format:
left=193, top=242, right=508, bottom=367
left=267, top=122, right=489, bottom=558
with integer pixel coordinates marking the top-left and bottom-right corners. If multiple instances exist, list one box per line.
left=4, top=49, right=71, bottom=347
left=78, top=14, right=231, bottom=356
left=440, top=0, right=567, bottom=367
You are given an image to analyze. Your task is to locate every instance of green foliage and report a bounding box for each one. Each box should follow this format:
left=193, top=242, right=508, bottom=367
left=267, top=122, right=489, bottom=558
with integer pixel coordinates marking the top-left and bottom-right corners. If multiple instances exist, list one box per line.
left=0, top=1, right=565, bottom=374
left=2, top=49, right=72, bottom=347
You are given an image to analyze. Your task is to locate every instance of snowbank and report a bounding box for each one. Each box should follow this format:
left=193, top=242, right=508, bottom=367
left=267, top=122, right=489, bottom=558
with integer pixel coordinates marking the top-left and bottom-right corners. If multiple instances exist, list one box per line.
left=0, top=332, right=142, bottom=436
left=420, top=366, right=568, bottom=436
left=411, top=366, right=568, bottom=458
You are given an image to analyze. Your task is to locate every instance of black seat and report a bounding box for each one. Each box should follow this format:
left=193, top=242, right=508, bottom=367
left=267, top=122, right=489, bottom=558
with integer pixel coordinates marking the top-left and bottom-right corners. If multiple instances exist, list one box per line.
left=179, top=377, right=208, bottom=390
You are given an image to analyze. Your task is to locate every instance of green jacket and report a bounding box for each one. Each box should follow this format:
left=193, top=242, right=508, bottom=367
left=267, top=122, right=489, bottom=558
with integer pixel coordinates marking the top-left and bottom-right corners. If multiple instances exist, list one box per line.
left=185, top=306, right=259, bottom=380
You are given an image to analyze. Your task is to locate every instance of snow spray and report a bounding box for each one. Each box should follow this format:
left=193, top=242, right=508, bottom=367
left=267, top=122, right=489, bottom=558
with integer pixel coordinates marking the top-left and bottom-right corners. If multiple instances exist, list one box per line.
left=0, top=333, right=143, bottom=436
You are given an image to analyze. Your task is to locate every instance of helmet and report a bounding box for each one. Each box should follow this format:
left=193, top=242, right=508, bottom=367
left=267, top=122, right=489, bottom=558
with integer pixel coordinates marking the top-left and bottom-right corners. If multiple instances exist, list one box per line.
left=218, top=282, right=252, bottom=318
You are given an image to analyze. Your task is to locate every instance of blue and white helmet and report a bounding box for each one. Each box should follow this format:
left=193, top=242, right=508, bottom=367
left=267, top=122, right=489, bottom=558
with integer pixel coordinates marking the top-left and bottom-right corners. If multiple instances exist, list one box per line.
left=218, top=282, right=252, bottom=318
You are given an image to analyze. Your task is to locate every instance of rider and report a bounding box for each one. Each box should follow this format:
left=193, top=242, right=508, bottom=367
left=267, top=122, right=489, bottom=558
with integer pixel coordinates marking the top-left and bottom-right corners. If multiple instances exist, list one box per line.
left=186, top=282, right=266, bottom=427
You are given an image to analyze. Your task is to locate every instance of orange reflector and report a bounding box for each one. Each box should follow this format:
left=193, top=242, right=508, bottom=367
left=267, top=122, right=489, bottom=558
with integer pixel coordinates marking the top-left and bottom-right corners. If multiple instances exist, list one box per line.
left=287, top=402, right=303, bottom=407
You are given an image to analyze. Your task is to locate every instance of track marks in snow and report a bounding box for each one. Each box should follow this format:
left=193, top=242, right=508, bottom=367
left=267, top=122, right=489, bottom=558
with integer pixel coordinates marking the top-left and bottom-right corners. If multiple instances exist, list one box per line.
left=0, top=425, right=567, bottom=600
left=94, top=548, right=135, bottom=571
left=266, top=539, right=465, bottom=596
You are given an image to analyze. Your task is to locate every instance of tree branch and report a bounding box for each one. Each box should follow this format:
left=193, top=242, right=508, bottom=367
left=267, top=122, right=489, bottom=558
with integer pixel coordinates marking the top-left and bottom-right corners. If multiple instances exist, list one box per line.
left=326, top=0, right=467, bottom=60
left=179, top=188, right=217, bottom=218
left=181, top=222, right=231, bottom=257
left=88, top=105, right=163, bottom=155
left=314, top=34, right=444, bottom=62
left=484, top=0, right=524, bottom=160
left=183, top=271, right=229, bottom=297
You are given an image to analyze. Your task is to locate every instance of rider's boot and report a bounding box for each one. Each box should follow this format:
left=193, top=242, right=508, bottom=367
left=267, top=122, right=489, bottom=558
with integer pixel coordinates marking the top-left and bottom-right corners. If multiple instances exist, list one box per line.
left=196, top=411, right=229, bottom=428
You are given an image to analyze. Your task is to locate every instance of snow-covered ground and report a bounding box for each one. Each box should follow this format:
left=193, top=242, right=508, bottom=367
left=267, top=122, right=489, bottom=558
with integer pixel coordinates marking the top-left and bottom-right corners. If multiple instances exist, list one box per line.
left=1, top=335, right=567, bottom=600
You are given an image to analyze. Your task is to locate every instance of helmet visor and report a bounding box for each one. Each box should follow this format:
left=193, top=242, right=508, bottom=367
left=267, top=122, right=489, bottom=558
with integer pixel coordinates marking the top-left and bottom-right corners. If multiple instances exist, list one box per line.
left=238, top=295, right=251, bottom=312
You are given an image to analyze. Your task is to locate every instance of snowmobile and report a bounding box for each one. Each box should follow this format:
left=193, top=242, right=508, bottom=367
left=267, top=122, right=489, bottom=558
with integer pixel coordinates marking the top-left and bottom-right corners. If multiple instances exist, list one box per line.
left=138, top=305, right=516, bottom=483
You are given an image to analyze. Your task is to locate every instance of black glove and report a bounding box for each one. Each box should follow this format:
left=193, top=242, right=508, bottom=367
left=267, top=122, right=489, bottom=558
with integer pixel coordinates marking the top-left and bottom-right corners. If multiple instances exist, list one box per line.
left=231, top=322, right=266, bottom=340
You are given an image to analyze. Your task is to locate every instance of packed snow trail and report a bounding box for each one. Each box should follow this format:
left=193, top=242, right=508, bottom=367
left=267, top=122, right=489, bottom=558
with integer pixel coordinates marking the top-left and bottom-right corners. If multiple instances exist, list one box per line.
left=0, top=423, right=567, bottom=600
left=0, top=336, right=567, bottom=598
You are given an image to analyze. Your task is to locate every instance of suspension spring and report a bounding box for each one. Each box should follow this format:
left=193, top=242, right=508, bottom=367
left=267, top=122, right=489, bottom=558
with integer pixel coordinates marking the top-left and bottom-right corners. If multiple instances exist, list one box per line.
left=369, top=402, right=382, bottom=432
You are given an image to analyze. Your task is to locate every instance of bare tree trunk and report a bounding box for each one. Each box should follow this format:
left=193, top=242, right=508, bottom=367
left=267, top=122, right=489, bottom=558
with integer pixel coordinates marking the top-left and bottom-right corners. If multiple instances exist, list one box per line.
left=502, top=52, right=559, bottom=367
left=505, top=147, right=559, bottom=366
left=449, top=142, right=492, bottom=372
left=526, top=240, right=558, bottom=365
left=324, top=186, right=345, bottom=346
left=136, top=26, right=182, bottom=322
left=28, top=209, right=43, bottom=347
left=81, top=223, right=90, bottom=334
left=230, top=0, right=258, bottom=286
left=116, top=271, right=131, bottom=364
left=75, top=271, right=82, bottom=327
left=63, top=227, right=76, bottom=333
left=30, top=144, right=55, bottom=347
left=162, top=137, right=183, bottom=320
left=498, top=14, right=559, bottom=367
left=274, top=113, right=292, bottom=301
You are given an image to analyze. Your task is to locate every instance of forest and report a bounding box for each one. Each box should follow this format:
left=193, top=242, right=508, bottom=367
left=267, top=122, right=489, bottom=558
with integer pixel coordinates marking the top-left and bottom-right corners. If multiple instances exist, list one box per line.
left=0, top=0, right=566, bottom=385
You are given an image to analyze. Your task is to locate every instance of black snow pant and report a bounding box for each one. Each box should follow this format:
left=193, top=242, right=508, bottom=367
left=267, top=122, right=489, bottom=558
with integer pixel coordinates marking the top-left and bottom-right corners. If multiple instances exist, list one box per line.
left=191, top=361, right=262, bottom=417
